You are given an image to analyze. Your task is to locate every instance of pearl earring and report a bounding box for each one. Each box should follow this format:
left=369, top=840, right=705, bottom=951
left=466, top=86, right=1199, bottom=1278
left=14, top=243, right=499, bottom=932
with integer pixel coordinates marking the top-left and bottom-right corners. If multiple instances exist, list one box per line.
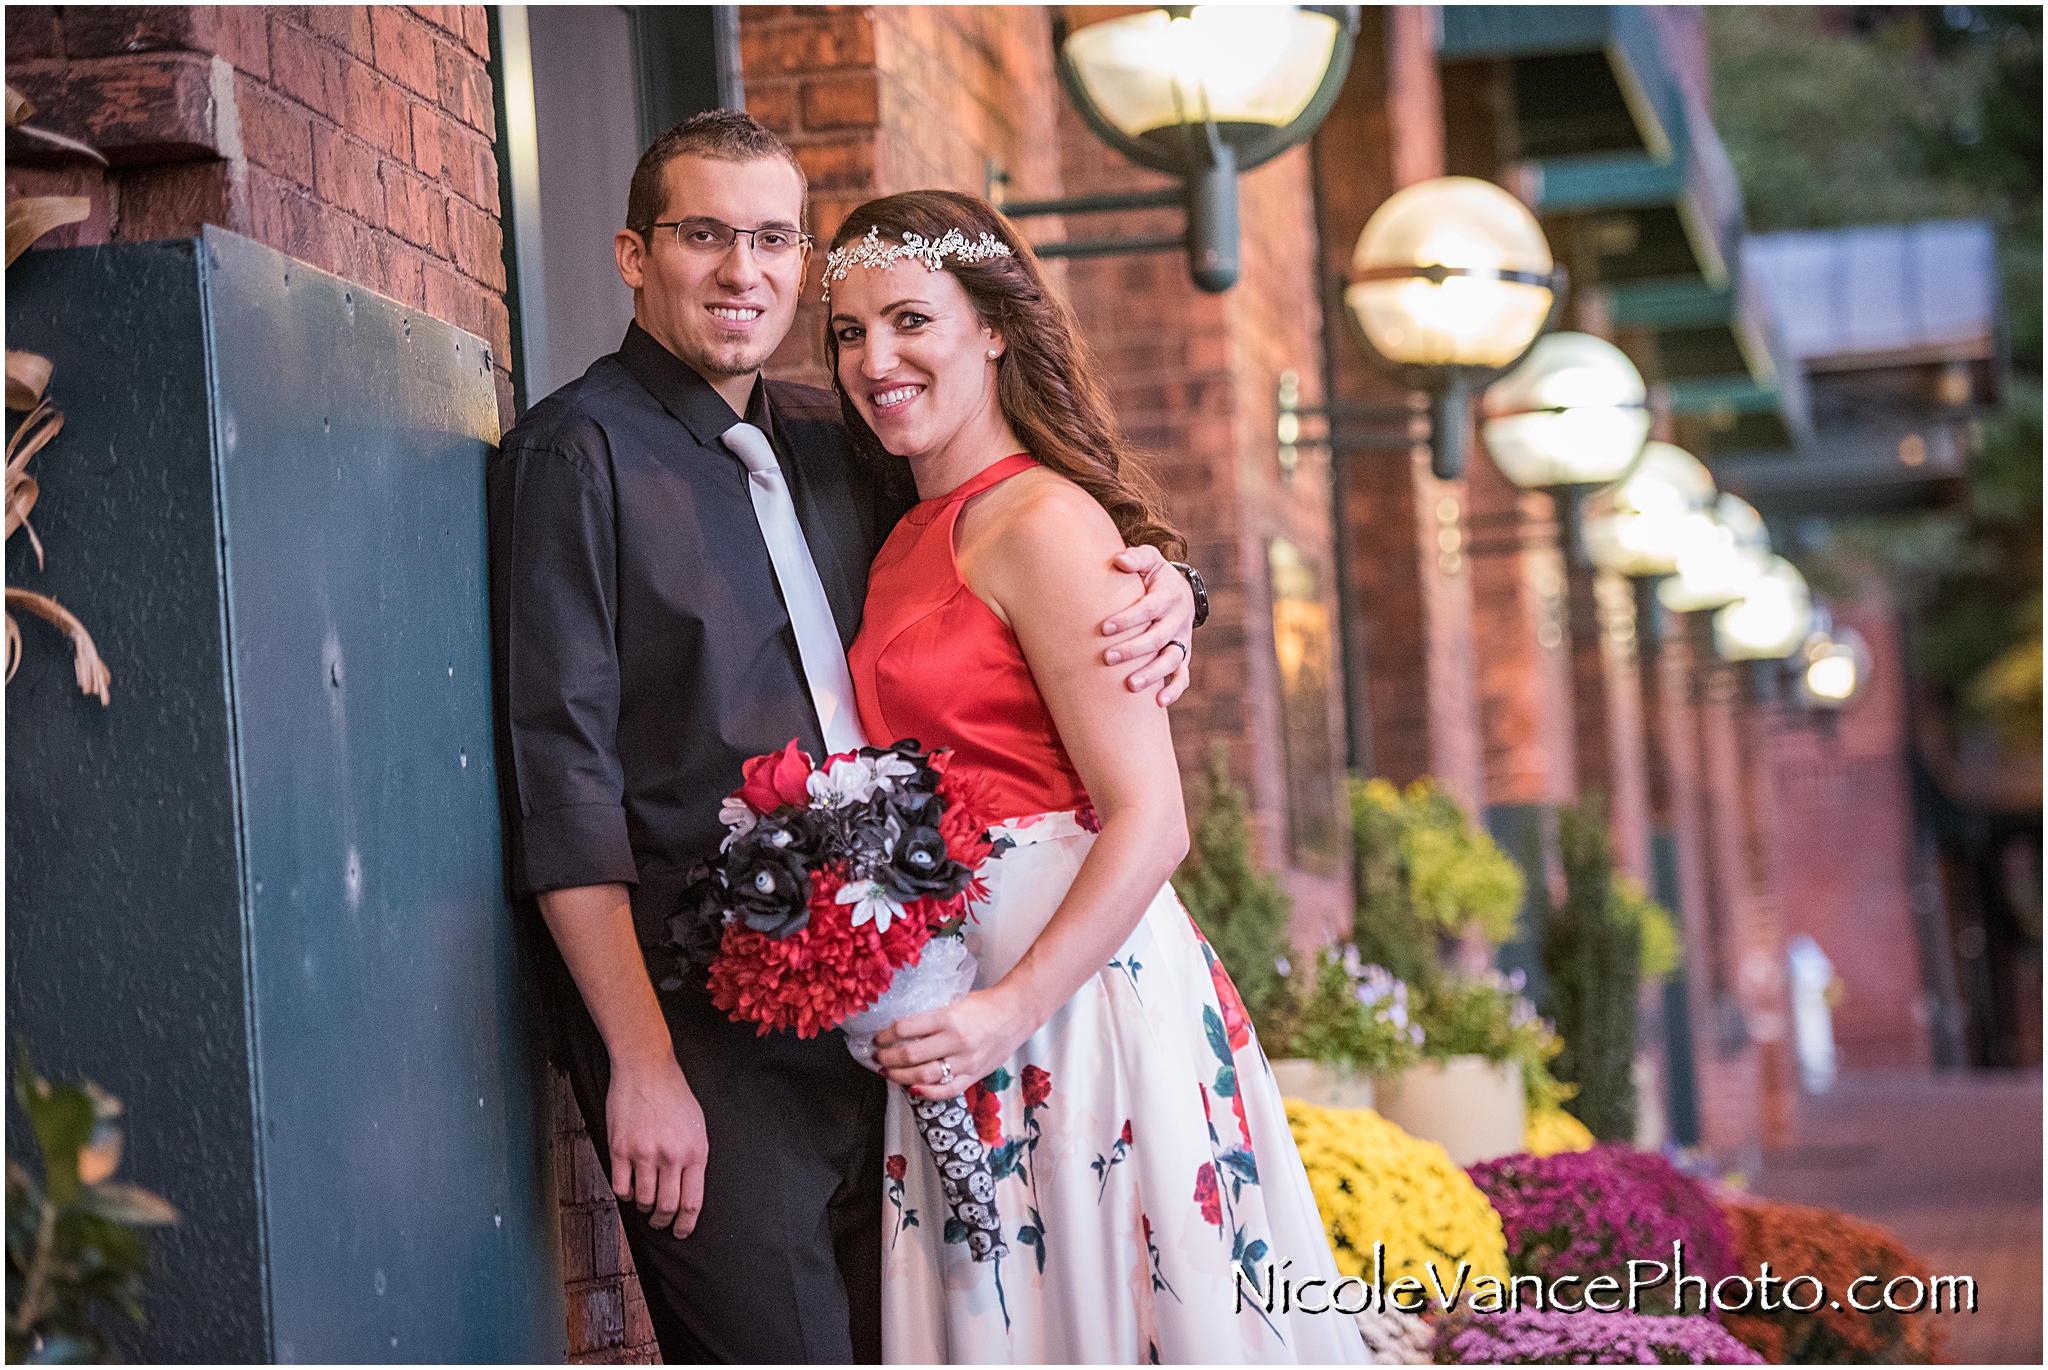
left=986, top=349, right=1000, bottom=360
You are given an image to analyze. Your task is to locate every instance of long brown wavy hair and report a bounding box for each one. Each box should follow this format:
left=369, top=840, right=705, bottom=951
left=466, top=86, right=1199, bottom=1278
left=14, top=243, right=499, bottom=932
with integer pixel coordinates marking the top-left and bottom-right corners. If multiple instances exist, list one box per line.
left=823, top=190, right=1184, bottom=560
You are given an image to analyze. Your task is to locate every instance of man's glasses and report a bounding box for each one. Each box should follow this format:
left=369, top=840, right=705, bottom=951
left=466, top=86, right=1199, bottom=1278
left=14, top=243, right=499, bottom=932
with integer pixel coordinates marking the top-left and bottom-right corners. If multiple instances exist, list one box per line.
left=644, top=217, right=812, bottom=260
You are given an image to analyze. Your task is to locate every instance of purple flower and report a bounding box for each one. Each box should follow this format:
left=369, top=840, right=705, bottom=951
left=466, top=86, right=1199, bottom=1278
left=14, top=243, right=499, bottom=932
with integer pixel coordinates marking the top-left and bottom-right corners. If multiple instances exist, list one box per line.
left=1466, top=1144, right=1736, bottom=1315
left=1436, top=1309, right=1764, bottom=1364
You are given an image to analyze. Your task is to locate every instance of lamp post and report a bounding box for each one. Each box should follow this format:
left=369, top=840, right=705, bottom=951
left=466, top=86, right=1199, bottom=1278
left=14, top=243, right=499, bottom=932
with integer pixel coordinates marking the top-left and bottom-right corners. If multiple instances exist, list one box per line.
left=1712, top=557, right=1815, bottom=664
left=1007, top=6, right=1357, bottom=292
left=1796, top=619, right=1871, bottom=710
left=1345, top=176, right=1563, bottom=479
left=1656, top=494, right=1773, bottom=615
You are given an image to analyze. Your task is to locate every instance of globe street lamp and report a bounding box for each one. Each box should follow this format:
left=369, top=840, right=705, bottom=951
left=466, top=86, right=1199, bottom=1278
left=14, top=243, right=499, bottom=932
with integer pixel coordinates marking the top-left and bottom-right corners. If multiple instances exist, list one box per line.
left=1346, top=175, right=1562, bottom=479
left=1011, top=6, right=1358, bottom=292
left=1581, top=441, right=1719, bottom=579
left=1712, top=556, right=1815, bottom=662
left=1797, top=621, right=1871, bottom=709
left=1482, top=333, right=1653, bottom=490
left=1657, top=493, right=1772, bottom=614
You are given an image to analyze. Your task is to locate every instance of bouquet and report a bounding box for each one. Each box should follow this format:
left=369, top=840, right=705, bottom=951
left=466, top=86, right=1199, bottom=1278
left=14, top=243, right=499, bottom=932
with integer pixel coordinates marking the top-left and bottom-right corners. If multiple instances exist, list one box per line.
left=666, top=737, right=1011, bottom=1260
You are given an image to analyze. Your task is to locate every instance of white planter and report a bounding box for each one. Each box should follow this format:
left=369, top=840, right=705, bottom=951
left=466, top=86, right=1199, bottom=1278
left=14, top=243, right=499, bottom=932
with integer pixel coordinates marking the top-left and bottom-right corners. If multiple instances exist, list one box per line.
left=1374, top=1055, right=1526, bottom=1166
left=1268, top=1058, right=1376, bottom=1111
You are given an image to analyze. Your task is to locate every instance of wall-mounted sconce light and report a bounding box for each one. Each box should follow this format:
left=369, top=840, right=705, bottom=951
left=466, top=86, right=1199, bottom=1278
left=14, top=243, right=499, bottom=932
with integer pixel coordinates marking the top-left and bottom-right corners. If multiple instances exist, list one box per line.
left=1657, top=493, right=1772, bottom=614
left=1003, top=6, right=1357, bottom=292
left=1581, top=441, right=1719, bottom=578
left=1344, top=176, right=1564, bottom=479
left=1712, top=556, right=1814, bottom=662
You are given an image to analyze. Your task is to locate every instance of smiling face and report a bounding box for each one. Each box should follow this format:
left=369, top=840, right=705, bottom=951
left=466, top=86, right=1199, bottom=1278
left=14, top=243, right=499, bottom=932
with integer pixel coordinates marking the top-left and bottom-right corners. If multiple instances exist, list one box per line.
left=831, top=259, right=1014, bottom=484
left=615, top=153, right=808, bottom=412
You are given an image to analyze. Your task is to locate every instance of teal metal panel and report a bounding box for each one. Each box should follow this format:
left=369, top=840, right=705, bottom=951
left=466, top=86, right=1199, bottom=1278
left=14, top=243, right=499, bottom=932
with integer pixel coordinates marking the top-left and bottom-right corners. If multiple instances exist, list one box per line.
left=1530, top=152, right=1686, bottom=213
left=1650, top=830, right=1703, bottom=1148
left=6, top=229, right=564, bottom=1362
left=6, top=239, right=270, bottom=1364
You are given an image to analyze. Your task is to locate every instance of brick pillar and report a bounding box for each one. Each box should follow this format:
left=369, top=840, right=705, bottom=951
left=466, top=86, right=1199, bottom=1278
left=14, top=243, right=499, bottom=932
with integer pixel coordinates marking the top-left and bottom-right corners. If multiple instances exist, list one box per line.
left=5, top=4, right=514, bottom=429
left=1310, top=6, right=1485, bottom=815
left=1735, top=687, right=1799, bottom=1150
left=1568, top=563, right=1653, bottom=880
left=1688, top=620, right=1771, bottom=1167
left=553, top=1077, right=659, bottom=1364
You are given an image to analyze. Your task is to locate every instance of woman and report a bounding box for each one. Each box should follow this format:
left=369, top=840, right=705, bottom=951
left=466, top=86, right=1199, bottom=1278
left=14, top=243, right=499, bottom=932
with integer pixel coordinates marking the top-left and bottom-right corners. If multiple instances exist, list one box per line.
left=833, top=191, right=1367, bottom=1365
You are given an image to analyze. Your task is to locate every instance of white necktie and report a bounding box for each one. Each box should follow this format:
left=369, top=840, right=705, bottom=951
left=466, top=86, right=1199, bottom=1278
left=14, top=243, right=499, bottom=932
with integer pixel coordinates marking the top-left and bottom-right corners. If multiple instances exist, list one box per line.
left=721, top=422, right=869, bottom=754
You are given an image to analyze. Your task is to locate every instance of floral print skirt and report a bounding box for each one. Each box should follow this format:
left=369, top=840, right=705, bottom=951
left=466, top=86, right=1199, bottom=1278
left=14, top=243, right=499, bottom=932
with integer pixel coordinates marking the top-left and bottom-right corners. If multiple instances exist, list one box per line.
left=881, top=811, right=1370, bottom=1365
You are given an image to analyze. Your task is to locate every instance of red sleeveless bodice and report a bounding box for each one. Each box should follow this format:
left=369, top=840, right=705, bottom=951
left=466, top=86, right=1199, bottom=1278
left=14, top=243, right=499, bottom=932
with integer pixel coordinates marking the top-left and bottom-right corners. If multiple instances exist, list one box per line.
left=850, top=453, right=1090, bottom=821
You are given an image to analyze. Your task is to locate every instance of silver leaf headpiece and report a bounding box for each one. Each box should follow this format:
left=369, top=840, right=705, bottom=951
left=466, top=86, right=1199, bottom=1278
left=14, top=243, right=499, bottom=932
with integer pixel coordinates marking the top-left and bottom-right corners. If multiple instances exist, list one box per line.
left=821, top=225, right=1014, bottom=305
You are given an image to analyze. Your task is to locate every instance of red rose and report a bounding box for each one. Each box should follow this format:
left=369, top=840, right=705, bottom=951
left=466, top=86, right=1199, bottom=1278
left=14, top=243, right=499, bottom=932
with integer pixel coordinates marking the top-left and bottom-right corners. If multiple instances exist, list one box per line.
left=885, top=1154, right=907, bottom=1182
left=735, top=738, right=815, bottom=814
left=966, top=1083, right=1003, bottom=1145
left=1120, top=1119, right=1134, bottom=1146
left=1209, top=958, right=1252, bottom=1051
left=1194, top=1163, right=1222, bottom=1226
left=1022, top=1064, right=1052, bottom=1109
left=1231, top=1087, right=1252, bottom=1147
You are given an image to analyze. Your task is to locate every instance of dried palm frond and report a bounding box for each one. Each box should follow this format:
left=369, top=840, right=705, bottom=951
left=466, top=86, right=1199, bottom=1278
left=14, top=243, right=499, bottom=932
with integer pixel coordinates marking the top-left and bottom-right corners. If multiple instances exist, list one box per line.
left=6, top=398, right=61, bottom=565
left=5, top=196, right=89, bottom=268
left=6, top=349, right=52, bottom=409
left=5, top=85, right=105, bottom=164
left=6, top=587, right=111, bottom=703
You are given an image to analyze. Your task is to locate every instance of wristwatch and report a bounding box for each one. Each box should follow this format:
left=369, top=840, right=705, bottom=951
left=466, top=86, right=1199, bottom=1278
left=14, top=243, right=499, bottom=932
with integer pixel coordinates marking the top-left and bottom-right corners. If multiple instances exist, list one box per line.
left=1170, top=562, right=1209, bottom=630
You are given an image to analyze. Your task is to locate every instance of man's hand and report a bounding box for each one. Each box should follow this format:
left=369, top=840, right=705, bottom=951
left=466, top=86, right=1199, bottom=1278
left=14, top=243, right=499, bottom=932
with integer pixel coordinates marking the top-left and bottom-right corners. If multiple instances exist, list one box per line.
left=606, top=1051, right=709, bottom=1238
left=536, top=883, right=711, bottom=1239
left=1100, top=545, right=1196, bottom=706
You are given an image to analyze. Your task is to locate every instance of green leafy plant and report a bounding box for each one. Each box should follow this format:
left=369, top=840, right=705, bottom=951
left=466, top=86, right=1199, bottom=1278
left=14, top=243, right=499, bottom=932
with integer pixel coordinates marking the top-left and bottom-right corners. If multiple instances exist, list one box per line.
left=1351, top=777, right=1523, bottom=990
left=1285, top=948, right=1425, bottom=1079
left=7, top=1049, right=177, bottom=1363
left=1413, top=970, right=1571, bottom=1113
left=1538, top=799, right=1666, bottom=1142
left=1174, top=743, right=1293, bottom=1033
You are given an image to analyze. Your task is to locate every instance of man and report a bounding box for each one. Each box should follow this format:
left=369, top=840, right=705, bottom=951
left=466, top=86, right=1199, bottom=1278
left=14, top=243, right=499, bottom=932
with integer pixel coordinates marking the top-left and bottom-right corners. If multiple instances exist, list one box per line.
left=488, top=110, right=1197, bottom=1363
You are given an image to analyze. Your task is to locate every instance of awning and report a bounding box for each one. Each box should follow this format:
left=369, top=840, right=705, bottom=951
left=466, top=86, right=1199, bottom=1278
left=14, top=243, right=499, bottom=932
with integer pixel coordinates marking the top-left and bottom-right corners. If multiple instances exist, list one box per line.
left=1441, top=6, right=1801, bottom=454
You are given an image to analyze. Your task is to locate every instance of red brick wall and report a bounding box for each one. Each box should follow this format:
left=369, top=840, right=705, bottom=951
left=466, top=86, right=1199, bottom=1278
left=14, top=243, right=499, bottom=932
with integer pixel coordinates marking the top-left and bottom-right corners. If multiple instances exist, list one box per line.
left=551, top=1075, right=658, bottom=1365
left=5, top=4, right=513, bottom=432
left=1769, top=596, right=1929, bottom=1069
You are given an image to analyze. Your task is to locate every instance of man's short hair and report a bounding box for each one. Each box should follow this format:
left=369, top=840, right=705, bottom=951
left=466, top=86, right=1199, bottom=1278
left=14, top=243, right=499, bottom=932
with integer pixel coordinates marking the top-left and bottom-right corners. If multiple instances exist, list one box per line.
left=625, top=109, right=808, bottom=237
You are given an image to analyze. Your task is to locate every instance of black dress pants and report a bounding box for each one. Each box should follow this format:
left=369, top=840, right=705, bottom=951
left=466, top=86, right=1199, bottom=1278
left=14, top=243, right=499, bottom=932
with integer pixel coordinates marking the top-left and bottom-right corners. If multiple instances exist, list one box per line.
left=544, top=947, right=887, bottom=1364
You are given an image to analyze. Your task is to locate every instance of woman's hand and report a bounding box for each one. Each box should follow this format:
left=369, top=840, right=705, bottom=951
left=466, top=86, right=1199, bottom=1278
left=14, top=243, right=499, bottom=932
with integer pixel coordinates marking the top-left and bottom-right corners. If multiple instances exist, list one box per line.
left=872, top=986, right=1037, bottom=1100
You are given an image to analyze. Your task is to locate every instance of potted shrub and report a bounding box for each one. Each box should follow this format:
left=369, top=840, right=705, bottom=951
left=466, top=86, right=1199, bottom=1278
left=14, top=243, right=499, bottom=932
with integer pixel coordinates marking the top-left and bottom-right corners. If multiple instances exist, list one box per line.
left=1380, top=969, right=1565, bottom=1166
left=1267, top=947, right=1425, bottom=1110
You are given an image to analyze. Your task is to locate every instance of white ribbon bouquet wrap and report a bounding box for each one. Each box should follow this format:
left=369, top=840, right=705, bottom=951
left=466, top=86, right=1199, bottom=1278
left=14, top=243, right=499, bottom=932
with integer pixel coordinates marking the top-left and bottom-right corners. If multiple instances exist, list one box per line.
left=840, top=936, right=1008, bottom=1262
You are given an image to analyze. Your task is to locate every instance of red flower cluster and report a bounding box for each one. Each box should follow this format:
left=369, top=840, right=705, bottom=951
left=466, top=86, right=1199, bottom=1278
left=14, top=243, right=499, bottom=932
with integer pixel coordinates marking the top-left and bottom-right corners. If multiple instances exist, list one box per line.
left=965, top=1083, right=1003, bottom=1144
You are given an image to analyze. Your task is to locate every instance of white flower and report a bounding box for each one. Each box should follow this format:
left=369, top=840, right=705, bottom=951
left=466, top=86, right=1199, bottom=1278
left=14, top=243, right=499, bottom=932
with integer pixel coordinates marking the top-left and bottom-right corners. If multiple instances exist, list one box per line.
left=836, top=880, right=905, bottom=933
left=1274, top=956, right=1292, bottom=978
left=867, top=752, right=919, bottom=791
left=718, top=796, right=758, bottom=851
left=808, top=755, right=883, bottom=807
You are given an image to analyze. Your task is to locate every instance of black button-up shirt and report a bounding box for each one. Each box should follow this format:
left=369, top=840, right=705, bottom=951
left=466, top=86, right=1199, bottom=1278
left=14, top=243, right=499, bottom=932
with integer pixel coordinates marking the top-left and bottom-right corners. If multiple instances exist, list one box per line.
left=488, top=323, right=914, bottom=942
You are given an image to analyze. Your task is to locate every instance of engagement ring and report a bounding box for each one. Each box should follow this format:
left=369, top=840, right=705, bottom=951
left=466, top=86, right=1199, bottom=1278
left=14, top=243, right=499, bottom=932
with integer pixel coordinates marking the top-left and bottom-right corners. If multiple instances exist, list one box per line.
left=937, top=1058, right=953, bottom=1085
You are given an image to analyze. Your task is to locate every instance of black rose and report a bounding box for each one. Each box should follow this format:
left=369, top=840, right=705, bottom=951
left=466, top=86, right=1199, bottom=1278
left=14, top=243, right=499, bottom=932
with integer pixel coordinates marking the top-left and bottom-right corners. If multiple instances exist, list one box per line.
left=880, top=825, right=970, bottom=903
left=725, top=839, right=813, bottom=938
left=667, top=874, right=729, bottom=970
left=754, top=813, right=830, bottom=864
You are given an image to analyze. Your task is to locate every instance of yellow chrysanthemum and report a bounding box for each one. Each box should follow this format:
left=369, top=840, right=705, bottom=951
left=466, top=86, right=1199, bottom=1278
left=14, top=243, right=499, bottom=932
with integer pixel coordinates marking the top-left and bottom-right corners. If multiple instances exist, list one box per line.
left=1284, top=1100, right=1510, bottom=1293
left=1523, top=1106, right=1595, bottom=1157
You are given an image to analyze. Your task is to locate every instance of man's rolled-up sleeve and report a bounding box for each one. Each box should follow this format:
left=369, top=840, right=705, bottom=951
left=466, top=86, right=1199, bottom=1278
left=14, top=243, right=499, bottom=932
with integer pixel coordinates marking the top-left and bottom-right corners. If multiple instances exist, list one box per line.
left=496, top=441, right=639, bottom=896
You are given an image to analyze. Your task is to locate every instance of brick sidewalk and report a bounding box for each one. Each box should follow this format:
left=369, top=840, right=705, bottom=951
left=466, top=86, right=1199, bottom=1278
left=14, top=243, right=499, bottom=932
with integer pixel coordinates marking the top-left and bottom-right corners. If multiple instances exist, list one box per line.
left=1750, top=1067, right=2042, bottom=1365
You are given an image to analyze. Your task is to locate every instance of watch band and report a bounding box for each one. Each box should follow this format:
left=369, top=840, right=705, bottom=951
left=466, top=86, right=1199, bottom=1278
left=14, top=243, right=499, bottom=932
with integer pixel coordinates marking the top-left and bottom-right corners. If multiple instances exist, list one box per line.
left=1170, top=561, right=1209, bottom=630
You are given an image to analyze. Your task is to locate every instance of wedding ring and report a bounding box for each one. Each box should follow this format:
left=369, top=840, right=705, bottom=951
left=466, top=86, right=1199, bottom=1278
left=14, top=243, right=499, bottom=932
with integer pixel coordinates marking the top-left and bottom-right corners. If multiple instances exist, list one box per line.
left=1167, top=639, right=1189, bottom=661
left=937, top=1058, right=953, bottom=1086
